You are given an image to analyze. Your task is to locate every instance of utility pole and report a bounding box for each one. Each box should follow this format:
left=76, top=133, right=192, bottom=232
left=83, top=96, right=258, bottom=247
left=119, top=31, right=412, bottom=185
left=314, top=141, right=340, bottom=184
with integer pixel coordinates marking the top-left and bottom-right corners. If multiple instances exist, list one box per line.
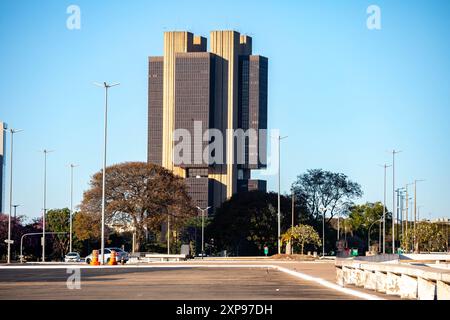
left=291, top=192, right=295, bottom=229
left=276, top=134, right=287, bottom=254
left=320, top=206, right=327, bottom=257
left=380, top=163, right=392, bottom=254
left=94, top=81, right=120, bottom=264
left=12, top=204, right=20, bottom=260
left=41, top=149, right=54, bottom=262
left=404, top=183, right=413, bottom=252
left=391, top=150, right=401, bottom=254
left=395, top=188, right=405, bottom=248
left=6, top=128, right=23, bottom=264
left=196, top=206, right=210, bottom=258
left=413, top=179, right=425, bottom=252
left=69, top=164, right=78, bottom=253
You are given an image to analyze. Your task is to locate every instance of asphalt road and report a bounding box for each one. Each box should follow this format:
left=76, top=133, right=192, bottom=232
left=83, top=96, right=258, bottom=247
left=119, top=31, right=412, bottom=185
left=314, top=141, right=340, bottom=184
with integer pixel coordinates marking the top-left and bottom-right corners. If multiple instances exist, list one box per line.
left=0, top=267, right=358, bottom=300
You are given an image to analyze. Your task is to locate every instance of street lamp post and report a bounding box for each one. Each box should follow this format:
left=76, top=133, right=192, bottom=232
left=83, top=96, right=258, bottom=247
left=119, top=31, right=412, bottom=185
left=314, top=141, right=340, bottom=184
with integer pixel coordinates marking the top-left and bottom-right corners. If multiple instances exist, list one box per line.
left=275, top=134, right=287, bottom=254
left=69, top=164, right=78, bottom=253
left=319, top=206, right=327, bottom=257
left=41, top=149, right=54, bottom=262
left=6, top=128, right=22, bottom=264
left=196, top=206, right=210, bottom=259
left=413, top=179, right=425, bottom=252
left=94, top=81, right=120, bottom=264
left=391, top=150, right=401, bottom=254
left=380, top=163, right=392, bottom=254
left=12, top=204, right=20, bottom=260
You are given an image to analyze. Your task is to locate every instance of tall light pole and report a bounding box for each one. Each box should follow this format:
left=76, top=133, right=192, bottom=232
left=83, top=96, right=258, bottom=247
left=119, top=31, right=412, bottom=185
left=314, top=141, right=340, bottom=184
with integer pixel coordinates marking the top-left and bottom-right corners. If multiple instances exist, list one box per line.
left=379, top=163, right=392, bottom=254
left=291, top=191, right=295, bottom=229
left=6, top=128, right=22, bottom=264
left=391, top=150, right=401, bottom=254
left=395, top=188, right=405, bottom=244
left=41, top=149, right=54, bottom=262
left=319, top=206, right=327, bottom=257
left=196, top=206, right=210, bottom=258
left=12, top=204, right=20, bottom=221
left=12, top=204, right=20, bottom=260
left=69, top=164, right=78, bottom=253
left=276, top=134, right=288, bottom=254
left=94, top=81, right=120, bottom=264
left=413, top=179, right=425, bottom=252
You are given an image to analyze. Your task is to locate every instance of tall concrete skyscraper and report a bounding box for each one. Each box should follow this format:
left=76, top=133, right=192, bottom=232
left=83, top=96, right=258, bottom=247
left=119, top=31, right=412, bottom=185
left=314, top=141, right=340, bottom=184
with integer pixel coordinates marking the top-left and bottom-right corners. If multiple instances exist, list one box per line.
left=0, top=121, right=7, bottom=213
left=148, top=31, right=268, bottom=210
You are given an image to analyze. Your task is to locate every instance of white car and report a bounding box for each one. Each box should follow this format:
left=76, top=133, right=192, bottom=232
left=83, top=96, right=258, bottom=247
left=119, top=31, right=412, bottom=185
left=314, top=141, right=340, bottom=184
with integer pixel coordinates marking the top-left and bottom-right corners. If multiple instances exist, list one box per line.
left=65, top=252, right=81, bottom=263
left=85, top=248, right=129, bottom=264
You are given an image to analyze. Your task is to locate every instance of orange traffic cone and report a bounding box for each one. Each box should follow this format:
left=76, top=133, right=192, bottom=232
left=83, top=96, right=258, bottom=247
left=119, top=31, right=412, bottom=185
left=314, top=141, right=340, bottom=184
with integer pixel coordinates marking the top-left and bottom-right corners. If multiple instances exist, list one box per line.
left=109, top=250, right=117, bottom=265
left=90, top=250, right=100, bottom=266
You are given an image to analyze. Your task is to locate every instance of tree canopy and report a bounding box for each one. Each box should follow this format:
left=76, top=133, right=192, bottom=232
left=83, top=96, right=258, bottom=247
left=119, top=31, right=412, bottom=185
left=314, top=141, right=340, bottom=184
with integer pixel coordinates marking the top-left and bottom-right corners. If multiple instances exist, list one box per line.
left=79, top=162, right=196, bottom=250
left=292, top=169, right=363, bottom=222
left=281, top=224, right=321, bottom=255
left=207, top=191, right=291, bottom=256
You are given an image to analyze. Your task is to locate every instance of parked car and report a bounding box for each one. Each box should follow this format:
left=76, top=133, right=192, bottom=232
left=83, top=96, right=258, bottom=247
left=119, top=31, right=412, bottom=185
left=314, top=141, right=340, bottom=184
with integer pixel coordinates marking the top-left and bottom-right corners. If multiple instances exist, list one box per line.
left=85, top=248, right=129, bottom=264
left=64, top=252, right=81, bottom=263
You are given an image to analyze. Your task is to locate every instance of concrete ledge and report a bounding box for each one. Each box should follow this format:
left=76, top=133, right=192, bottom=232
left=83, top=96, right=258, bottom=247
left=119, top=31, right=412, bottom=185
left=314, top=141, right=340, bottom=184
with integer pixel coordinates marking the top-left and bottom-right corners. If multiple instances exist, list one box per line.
left=386, top=272, right=401, bottom=295
left=336, top=267, right=344, bottom=287
left=437, top=280, right=450, bottom=300
left=364, top=270, right=377, bottom=290
left=418, top=277, right=436, bottom=300
left=400, top=274, right=417, bottom=299
left=355, top=268, right=366, bottom=287
left=343, top=266, right=355, bottom=285
left=376, top=271, right=387, bottom=293
left=336, top=259, right=450, bottom=283
left=336, top=258, right=450, bottom=300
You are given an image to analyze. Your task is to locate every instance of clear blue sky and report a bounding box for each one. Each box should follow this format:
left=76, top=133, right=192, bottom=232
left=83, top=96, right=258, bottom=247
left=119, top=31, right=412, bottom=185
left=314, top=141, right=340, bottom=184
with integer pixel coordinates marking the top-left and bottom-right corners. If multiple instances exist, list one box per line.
left=1, top=0, right=449, bottom=221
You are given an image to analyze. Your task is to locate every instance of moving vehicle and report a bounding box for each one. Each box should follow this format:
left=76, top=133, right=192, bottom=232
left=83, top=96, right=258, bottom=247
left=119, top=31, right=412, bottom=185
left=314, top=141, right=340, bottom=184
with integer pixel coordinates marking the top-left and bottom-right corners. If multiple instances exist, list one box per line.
left=64, top=252, right=81, bottom=263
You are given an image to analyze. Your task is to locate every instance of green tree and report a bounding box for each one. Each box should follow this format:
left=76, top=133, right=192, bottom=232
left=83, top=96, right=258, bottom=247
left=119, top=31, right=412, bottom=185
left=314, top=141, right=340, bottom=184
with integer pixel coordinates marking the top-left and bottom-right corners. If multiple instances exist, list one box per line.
left=345, top=202, right=389, bottom=251
left=347, top=202, right=387, bottom=238
left=292, top=169, right=363, bottom=223
left=207, top=191, right=291, bottom=256
left=281, top=224, right=321, bottom=255
left=80, top=162, right=196, bottom=251
left=401, top=222, right=447, bottom=253
left=46, top=208, right=70, bottom=259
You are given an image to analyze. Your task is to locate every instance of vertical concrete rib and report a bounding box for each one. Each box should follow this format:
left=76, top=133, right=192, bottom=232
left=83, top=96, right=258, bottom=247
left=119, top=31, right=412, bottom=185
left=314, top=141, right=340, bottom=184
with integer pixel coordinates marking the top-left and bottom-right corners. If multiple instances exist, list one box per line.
left=162, top=31, right=192, bottom=173
left=210, top=30, right=240, bottom=201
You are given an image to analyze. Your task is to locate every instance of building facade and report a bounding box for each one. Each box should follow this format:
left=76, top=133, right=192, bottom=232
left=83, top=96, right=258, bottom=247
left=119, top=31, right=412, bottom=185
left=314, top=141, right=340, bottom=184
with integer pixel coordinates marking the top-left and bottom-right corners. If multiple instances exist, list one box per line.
left=148, top=31, right=268, bottom=211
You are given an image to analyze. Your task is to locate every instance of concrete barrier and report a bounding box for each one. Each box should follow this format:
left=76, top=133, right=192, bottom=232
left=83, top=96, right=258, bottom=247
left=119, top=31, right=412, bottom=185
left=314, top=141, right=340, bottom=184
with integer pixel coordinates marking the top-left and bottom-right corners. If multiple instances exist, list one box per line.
left=437, top=281, right=450, bottom=300
left=386, top=272, right=401, bottom=295
left=418, top=277, right=436, bottom=300
left=364, top=270, right=377, bottom=290
left=336, top=258, right=450, bottom=300
left=375, top=271, right=387, bottom=293
left=400, top=274, right=417, bottom=299
left=336, top=267, right=344, bottom=286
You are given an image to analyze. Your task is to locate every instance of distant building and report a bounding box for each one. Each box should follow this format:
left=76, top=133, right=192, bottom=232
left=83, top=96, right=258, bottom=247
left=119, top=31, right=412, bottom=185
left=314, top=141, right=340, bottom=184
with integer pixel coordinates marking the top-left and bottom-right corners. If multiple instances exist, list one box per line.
left=0, top=122, right=7, bottom=213
left=148, top=31, right=268, bottom=211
